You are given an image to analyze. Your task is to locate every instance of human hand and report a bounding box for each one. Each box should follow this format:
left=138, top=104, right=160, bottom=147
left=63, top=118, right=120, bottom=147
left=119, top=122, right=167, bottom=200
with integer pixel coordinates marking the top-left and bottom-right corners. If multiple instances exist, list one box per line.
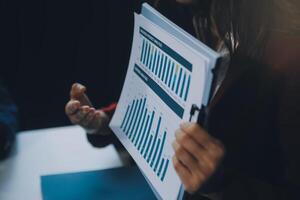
left=65, top=83, right=109, bottom=134
left=172, top=122, right=225, bottom=194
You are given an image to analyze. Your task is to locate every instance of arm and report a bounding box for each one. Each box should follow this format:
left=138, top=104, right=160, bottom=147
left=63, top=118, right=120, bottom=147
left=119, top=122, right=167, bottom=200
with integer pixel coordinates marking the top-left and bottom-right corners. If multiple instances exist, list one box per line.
left=173, top=122, right=225, bottom=196
left=0, top=85, right=17, bottom=159
left=85, top=103, right=122, bottom=148
left=277, top=65, right=300, bottom=199
left=240, top=34, right=300, bottom=199
left=219, top=64, right=300, bottom=199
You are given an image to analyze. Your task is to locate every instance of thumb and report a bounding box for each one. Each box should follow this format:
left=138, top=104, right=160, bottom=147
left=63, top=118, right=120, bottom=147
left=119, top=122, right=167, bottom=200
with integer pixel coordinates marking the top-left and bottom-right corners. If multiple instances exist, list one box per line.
left=70, top=83, right=93, bottom=106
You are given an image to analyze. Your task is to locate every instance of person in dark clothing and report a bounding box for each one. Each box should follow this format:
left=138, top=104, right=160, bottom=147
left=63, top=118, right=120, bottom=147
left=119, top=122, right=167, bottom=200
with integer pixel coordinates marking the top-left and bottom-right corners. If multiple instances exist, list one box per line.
left=0, top=83, right=17, bottom=160
left=65, top=0, right=300, bottom=199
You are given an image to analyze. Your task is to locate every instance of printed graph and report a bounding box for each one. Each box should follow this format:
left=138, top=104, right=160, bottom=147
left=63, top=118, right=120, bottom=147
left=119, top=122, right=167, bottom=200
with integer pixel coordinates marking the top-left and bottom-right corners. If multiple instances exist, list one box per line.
left=120, top=97, right=170, bottom=181
left=110, top=10, right=218, bottom=200
left=139, top=27, right=192, bottom=102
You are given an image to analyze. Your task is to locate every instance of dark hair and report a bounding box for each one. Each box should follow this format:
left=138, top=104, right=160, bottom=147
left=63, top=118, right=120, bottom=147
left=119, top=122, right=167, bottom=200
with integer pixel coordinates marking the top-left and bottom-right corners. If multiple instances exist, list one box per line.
left=207, top=0, right=273, bottom=61
left=155, top=0, right=300, bottom=61
left=210, top=0, right=300, bottom=60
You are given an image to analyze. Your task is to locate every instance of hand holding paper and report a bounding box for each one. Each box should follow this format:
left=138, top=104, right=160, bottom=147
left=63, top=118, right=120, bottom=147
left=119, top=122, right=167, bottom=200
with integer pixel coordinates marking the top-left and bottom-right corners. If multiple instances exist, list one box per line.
left=172, top=122, right=225, bottom=194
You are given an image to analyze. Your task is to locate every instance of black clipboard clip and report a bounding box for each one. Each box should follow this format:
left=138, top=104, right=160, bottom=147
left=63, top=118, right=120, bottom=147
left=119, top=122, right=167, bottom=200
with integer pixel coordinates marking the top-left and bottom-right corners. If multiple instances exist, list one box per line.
left=189, top=104, right=206, bottom=127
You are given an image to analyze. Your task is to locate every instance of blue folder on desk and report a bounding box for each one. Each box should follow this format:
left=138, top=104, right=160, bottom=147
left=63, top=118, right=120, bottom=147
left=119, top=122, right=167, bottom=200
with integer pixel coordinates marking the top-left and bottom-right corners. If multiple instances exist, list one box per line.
left=41, top=166, right=156, bottom=200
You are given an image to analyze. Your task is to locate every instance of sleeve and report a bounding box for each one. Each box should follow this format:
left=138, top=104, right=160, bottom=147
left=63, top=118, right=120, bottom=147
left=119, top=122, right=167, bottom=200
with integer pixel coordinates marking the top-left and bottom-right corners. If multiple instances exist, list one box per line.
left=86, top=133, right=120, bottom=148
left=277, top=65, right=300, bottom=199
left=0, top=84, right=17, bottom=159
left=222, top=66, right=300, bottom=200
left=85, top=103, right=124, bottom=149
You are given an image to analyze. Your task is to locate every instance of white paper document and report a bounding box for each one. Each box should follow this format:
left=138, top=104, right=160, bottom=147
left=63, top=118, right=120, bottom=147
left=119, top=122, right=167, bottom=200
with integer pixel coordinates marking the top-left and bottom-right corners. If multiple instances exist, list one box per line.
left=109, top=4, right=220, bottom=200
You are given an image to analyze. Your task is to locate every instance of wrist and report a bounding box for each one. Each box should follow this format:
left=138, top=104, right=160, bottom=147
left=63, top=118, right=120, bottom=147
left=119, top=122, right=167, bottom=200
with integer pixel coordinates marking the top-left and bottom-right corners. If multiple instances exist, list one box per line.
left=100, top=102, right=117, bottom=119
left=85, top=102, right=117, bottom=135
left=85, top=111, right=110, bottom=135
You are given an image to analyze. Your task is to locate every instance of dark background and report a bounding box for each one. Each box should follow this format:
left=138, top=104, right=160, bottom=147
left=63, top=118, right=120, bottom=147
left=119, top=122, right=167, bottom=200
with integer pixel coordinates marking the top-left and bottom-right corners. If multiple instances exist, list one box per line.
left=0, top=0, right=193, bottom=131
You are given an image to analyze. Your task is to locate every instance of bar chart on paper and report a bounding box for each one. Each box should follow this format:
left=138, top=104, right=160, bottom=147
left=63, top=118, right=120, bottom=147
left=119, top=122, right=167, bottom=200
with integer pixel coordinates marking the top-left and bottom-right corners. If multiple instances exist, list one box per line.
left=111, top=84, right=183, bottom=200
left=109, top=17, right=195, bottom=200
left=120, top=97, right=170, bottom=182
left=139, top=27, right=192, bottom=103
left=110, top=5, right=220, bottom=199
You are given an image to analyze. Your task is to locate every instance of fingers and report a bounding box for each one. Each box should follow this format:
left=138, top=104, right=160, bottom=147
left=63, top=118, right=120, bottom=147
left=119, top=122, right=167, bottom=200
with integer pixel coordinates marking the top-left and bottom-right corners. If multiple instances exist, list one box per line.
left=66, top=83, right=108, bottom=132
left=81, top=107, right=96, bottom=127
left=66, top=98, right=109, bottom=133
left=180, top=122, right=225, bottom=157
left=172, top=141, right=198, bottom=173
left=70, top=83, right=86, bottom=99
left=172, top=157, right=192, bottom=190
left=180, top=122, right=211, bottom=150
left=177, top=123, right=224, bottom=167
left=175, top=129, right=217, bottom=174
left=172, top=156, right=203, bottom=194
left=175, top=128, right=202, bottom=159
left=65, top=100, right=80, bottom=116
left=84, top=110, right=105, bottom=129
left=92, top=110, right=109, bottom=128
left=69, top=105, right=90, bottom=125
left=70, top=83, right=93, bottom=106
left=77, top=109, right=109, bottom=129
left=173, top=122, right=225, bottom=193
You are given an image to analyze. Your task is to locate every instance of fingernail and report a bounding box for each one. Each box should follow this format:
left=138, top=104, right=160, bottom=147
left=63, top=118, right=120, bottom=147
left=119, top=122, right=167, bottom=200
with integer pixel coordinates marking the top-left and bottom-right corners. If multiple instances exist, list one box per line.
left=180, top=122, right=192, bottom=129
left=72, top=83, right=77, bottom=89
left=78, top=84, right=85, bottom=92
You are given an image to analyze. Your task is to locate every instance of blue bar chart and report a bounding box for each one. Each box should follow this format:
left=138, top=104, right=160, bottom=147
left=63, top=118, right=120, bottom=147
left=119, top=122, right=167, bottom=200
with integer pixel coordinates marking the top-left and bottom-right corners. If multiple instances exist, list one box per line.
left=139, top=28, right=192, bottom=102
left=109, top=10, right=220, bottom=200
left=120, top=97, right=170, bottom=182
left=109, top=11, right=219, bottom=200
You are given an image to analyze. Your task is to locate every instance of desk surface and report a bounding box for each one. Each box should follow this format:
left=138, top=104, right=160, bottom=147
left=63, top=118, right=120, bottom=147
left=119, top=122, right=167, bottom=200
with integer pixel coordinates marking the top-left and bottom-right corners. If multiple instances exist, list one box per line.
left=0, top=126, right=122, bottom=200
